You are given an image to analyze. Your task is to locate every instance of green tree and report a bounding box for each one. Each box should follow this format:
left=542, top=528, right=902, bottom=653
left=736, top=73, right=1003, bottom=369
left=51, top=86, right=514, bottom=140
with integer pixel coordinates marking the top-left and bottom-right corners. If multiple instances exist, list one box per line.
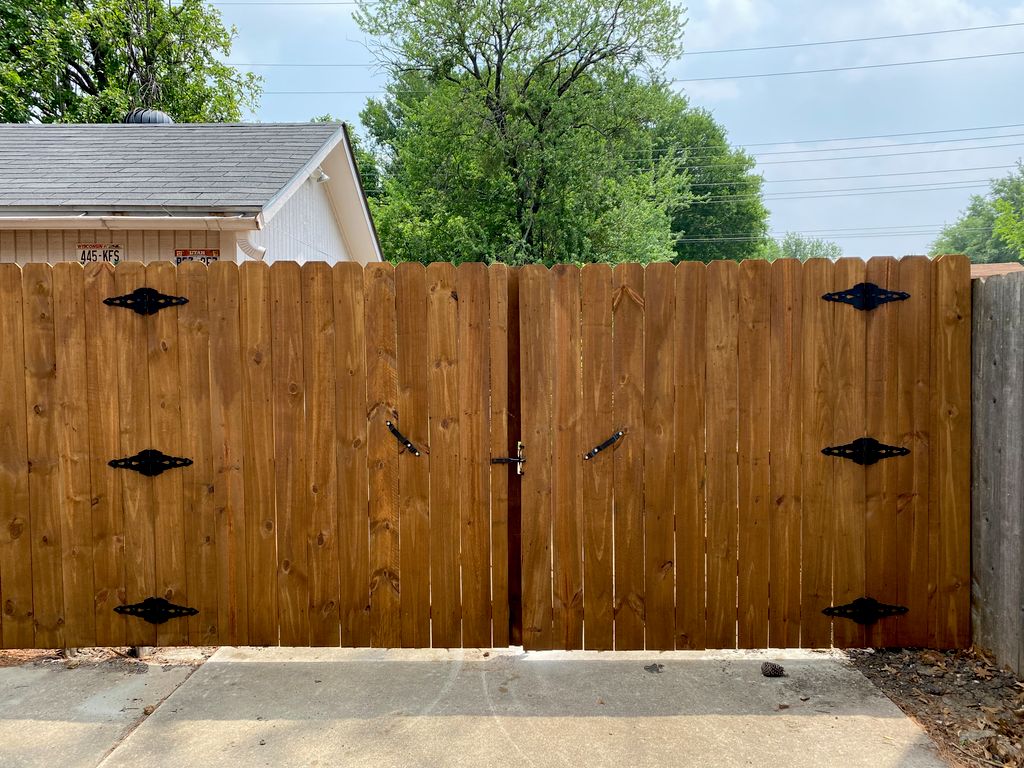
left=657, top=106, right=768, bottom=262
left=993, top=199, right=1024, bottom=259
left=931, top=163, right=1024, bottom=263
left=759, top=232, right=843, bottom=262
left=0, top=0, right=261, bottom=123
left=356, top=0, right=734, bottom=264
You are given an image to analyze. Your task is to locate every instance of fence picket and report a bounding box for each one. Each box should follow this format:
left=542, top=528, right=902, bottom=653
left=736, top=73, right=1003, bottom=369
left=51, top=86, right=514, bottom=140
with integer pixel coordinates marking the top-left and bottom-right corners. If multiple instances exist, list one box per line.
left=0, top=264, right=34, bottom=648
left=581, top=264, right=615, bottom=650
left=552, top=265, right=583, bottom=650
left=303, top=262, right=341, bottom=646
left=737, top=260, right=770, bottom=649
left=365, top=263, right=400, bottom=647
left=396, top=263, right=431, bottom=648
left=612, top=263, right=646, bottom=649
left=705, top=260, right=739, bottom=649
left=52, top=263, right=96, bottom=647
left=768, top=259, right=802, bottom=649
left=83, top=264, right=126, bottom=648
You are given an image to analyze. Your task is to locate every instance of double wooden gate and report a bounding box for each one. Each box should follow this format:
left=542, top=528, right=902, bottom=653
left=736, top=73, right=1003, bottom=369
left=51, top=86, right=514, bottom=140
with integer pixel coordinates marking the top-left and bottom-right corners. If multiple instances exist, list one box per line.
left=0, top=256, right=970, bottom=651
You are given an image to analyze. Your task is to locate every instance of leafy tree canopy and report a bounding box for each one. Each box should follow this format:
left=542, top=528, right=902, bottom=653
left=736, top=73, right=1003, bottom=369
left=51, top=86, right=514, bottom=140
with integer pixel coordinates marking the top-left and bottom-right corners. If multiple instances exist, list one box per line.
left=0, top=0, right=261, bottom=123
left=355, top=0, right=767, bottom=264
left=931, top=163, right=1024, bottom=263
left=759, top=232, right=843, bottom=262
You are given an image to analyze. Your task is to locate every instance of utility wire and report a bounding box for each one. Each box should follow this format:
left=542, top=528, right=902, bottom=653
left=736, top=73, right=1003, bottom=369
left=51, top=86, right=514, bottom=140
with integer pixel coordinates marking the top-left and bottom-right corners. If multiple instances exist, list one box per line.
left=616, top=131, right=1024, bottom=163
left=262, top=49, right=1024, bottom=93
left=683, top=21, right=1024, bottom=54
left=686, top=165, right=1016, bottom=187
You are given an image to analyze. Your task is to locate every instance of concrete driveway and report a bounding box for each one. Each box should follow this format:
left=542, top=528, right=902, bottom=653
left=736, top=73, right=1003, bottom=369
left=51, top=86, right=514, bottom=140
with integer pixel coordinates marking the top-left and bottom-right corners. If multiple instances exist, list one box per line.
left=0, top=647, right=946, bottom=768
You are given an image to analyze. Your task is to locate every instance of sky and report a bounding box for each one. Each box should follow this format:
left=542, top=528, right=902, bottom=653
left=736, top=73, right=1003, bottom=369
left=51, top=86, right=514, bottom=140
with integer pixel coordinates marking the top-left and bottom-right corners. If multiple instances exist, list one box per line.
left=213, top=0, right=1024, bottom=257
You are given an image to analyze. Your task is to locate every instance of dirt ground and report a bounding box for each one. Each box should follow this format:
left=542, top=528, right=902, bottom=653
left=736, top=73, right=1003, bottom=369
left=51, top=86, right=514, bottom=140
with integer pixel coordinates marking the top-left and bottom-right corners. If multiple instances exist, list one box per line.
left=0, top=646, right=215, bottom=669
left=848, top=648, right=1024, bottom=768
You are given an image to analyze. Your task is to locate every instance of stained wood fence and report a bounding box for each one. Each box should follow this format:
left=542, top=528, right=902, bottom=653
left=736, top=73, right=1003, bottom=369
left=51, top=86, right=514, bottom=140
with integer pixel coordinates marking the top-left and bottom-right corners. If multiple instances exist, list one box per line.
left=0, top=256, right=971, bottom=651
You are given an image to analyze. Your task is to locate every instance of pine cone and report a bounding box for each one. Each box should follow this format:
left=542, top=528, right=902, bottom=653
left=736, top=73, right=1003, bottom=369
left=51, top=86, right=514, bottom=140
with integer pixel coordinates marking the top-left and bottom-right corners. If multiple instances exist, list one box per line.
left=761, top=661, right=786, bottom=678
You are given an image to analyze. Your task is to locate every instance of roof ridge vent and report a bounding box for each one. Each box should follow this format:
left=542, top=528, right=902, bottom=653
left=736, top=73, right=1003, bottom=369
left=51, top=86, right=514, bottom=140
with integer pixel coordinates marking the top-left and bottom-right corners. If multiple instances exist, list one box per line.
left=124, top=108, right=174, bottom=124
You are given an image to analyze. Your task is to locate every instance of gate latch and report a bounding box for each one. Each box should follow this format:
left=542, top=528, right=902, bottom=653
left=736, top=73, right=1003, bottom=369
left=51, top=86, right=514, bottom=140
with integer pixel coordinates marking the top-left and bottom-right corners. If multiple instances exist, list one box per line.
left=491, top=441, right=525, bottom=476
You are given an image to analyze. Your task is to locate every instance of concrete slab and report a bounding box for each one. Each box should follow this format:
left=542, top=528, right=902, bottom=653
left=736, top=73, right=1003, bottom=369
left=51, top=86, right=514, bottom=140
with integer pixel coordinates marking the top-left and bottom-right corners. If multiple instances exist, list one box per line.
left=0, top=656, right=197, bottom=768
left=102, top=648, right=946, bottom=768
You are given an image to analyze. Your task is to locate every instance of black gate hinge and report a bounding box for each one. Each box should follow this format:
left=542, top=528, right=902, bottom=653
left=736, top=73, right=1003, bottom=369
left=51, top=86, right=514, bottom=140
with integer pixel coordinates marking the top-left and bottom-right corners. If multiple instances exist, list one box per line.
left=115, top=596, right=198, bottom=624
left=822, top=282, right=909, bottom=311
left=822, top=437, right=909, bottom=466
left=823, top=597, right=907, bottom=625
left=109, top=449, right=193, bottom=477
left=104, top=287, right=188, bottom=315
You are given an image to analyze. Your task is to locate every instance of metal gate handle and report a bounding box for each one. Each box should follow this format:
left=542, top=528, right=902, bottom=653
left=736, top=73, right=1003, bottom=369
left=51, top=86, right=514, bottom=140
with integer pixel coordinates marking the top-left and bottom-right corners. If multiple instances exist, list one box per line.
left=583, top=430, right=624, bottom=461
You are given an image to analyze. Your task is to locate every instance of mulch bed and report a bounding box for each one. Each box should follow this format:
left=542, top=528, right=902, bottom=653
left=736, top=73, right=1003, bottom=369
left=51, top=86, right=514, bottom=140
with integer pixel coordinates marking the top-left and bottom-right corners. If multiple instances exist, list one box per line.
left=848, top=648, right=1024, bottom=767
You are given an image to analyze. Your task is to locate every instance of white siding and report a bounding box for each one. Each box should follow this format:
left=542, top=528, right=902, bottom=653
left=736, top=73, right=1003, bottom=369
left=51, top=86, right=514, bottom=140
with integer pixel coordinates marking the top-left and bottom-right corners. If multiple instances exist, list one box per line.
left=250, top=176, right=351, bottom=264
left=0, top=229, right=235, bottom=266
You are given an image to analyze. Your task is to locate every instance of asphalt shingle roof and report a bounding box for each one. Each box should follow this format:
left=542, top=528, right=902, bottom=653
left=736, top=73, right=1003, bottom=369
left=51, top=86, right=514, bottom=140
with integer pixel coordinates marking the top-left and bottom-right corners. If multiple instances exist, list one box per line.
left=0, top=122, right=343, bottom=213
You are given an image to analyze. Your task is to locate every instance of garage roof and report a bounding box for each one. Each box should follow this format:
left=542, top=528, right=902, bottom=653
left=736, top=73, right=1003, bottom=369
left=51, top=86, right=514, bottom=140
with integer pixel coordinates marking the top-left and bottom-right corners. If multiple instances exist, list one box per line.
left=0, top=122, right=343, bottom=213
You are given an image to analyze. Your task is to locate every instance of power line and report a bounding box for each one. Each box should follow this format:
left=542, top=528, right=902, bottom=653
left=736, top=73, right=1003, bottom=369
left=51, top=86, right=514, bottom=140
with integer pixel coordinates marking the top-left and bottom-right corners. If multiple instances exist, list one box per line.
left=620, top=131, right=1024, bottom=162
left=680, top=140, right=1024, bottom=170
left=670, top=226, right=992, bottom=243
left=684, top=21, right=1024, bottom=55
left=698, top=179, right=991, bottom=203
left=672, top=50, right=1024, bottom=82
left=263, top=49, right=1024, bottom=93
left=688, top=164, right=1015, bottom=187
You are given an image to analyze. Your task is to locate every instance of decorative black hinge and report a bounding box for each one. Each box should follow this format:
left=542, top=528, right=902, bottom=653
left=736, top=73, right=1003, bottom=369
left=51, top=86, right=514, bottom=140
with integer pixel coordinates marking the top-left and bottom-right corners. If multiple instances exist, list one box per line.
left=821, top=437, right=909, bottom=466
left=822, top=282, right=909, bottom=311
left=822, top=597, right=908, bottom=626
left=583, top=430, right=625, bottom=460
left=491, top=441, right=525, bottom=476
left=115, top=597, right=198, bottom=625
left=109, top=449, right=193, bottom=477
left=104, top=287, right=188, bottom=316
left=385, top=421, right=420, bottom=456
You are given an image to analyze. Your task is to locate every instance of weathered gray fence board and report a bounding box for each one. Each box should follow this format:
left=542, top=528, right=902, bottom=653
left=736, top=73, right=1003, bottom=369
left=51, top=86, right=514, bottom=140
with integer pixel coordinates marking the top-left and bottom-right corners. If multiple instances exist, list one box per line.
left=972, top=272, right=1024, bottom=676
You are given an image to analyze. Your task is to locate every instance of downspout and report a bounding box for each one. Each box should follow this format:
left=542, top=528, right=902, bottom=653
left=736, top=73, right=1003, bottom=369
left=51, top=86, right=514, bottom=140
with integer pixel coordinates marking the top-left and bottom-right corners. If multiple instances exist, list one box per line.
left=237, top=230, right=267, bottom=260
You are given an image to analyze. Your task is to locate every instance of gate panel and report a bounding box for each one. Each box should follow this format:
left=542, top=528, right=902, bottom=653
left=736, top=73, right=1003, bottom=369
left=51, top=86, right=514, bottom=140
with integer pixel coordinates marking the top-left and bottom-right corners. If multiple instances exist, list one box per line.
left=0, top=257, right=972, bottom=651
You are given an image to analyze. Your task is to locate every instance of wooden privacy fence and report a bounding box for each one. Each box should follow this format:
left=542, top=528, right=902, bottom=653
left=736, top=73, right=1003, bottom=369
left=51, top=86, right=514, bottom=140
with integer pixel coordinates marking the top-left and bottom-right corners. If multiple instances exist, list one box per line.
left=0, top=256, right=971, bottom=651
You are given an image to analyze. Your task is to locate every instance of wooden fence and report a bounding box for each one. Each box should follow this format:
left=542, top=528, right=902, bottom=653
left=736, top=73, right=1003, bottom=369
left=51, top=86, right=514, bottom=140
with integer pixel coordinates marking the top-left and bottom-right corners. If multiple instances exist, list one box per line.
left=0, top=256, right=971, bottom=651
left=972, top=271, right=1024, bottom=675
